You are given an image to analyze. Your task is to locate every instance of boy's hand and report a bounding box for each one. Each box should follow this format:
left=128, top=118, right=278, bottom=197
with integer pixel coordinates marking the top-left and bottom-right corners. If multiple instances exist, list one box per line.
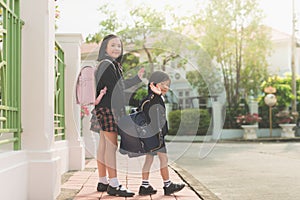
left=150, top=82, right=161, bottom=95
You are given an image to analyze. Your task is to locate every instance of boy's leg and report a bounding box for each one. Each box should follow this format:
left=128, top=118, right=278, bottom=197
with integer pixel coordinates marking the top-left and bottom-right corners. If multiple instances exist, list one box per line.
left=142, top=154, right=154, bottom=180
left=157, top=152, right=169, bottom=181
left=157, top=152, right=185, bottom=195
left=139, top=154, right=157, bottom=195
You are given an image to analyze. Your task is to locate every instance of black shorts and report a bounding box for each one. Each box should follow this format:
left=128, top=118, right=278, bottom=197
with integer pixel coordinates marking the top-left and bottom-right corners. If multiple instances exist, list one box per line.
left=147, top=142, right=167, bottom=155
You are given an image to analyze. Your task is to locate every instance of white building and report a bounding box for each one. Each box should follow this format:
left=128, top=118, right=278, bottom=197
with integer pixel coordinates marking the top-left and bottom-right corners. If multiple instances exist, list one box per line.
left=268, top=28, right=300, bottom=76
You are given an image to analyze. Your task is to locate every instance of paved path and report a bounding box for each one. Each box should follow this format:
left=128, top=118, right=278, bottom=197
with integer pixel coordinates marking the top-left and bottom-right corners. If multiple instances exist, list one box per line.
left=57, top=156, right=202, bottom=200
left=57, top=139, right=300, bottom=200
left=168, top=141, right=300, bottom=200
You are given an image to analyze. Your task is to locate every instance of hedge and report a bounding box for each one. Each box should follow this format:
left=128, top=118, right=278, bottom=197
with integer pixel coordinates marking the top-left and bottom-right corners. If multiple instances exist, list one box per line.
left=168, top=108, right=211, bottom=135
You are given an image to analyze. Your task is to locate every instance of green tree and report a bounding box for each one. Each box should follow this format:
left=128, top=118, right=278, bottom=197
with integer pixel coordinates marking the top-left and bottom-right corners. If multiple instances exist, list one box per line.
left=259, top=75, right=300, bottom=109
left=195, top=0, right=272, bottom=109
left=85, top=3, right=122, bottom=43
left=119, top=6, right=166, bottom=74
left=186, top=71, right=209, bottom=97
left=87, top=4, right=189, bottom=78
left=259, top=74, right=300, bottom=128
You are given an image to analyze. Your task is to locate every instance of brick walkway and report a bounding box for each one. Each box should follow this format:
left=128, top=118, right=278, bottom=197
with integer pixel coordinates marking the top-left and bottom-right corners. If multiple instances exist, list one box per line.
left=58, top=157, right=202, bottom=200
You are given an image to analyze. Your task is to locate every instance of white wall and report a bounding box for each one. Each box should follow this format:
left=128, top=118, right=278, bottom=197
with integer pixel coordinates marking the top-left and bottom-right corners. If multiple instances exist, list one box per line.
left=268, top=41, right=291, bottom=75
left=0, top=152, right=28, bottom=200
left=56, top=33, right=85, bottom=171
left=21, top=0, right=61, bottom=199
left=268, top=34, right=300, bottom=77
left=0, top=1, right=85, bottom=200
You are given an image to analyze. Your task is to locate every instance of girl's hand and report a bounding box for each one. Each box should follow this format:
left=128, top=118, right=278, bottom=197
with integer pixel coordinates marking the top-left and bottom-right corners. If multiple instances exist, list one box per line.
left=138, top=68, right=145, bottom=79
left=94, top=86, right=107, bottom=105
left=100, top=86, right=107, bottom=94
left=149, top=82, right=161, bottom=95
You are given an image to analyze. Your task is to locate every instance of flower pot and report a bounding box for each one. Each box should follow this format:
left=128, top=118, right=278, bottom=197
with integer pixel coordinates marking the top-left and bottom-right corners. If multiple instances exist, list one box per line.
left=241, top=125, right=258, bottom=139
left=279, top=124, right=296, bottom=138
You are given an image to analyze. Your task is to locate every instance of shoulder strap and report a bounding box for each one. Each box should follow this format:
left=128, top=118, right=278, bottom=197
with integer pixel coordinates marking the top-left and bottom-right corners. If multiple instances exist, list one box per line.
left=141, top=98, right=162, bottom=131
left=156, top=106, right=162, bottom=132
left=94, top=59, right=118, bottom=105
left=99, top=59, right=115, bottom=70
left=97, top=58, right=121, bottom=80
left=102, top=58, right=114, bottom=65
left=140, top=100, right=150, bottom=111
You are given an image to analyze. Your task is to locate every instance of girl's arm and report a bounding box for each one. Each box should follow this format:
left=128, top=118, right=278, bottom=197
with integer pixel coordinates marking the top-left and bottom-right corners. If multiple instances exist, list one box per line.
left=123, top=68, right=144, bottom=89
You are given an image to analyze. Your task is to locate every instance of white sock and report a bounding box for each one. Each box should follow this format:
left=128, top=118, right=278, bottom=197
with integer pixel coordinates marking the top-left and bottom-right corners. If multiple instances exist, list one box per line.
left=99, top=176, right=108, bottom=184
left=164, top=180, right=172, bottom=187
left=109, top=177, right=120, bottom=187
left=141, top=180, right=149, bottom=188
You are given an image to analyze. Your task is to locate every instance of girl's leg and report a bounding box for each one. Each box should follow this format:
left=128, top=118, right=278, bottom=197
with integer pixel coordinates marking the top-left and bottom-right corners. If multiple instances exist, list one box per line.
left=102, top=131, right=118, bottom=179
left=102, top=131, right=135, bottom=197
left=97, top=131, right=107, bottom=178
left=96, top=131, right=109, bottom=192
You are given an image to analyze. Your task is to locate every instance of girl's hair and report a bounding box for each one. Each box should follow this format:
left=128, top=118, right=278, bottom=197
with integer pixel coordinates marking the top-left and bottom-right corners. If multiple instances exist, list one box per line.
left=97, top=34, right=123, bottom=63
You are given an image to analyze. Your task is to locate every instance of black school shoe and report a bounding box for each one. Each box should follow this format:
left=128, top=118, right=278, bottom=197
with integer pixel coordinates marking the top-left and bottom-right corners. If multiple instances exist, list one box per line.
left=97, top=182, right=108, bottom=192
left=107, top=185, right=135, bottom=197
left=163, top=183, right=185, bottom=195
left=139, top=185, right=157, bottom=195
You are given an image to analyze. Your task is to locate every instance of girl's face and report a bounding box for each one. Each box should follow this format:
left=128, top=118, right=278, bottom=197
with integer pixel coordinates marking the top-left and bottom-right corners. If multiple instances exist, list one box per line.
left=157, top=80, right=170, bottom=95
left=106, top=37, right=122, bottom=59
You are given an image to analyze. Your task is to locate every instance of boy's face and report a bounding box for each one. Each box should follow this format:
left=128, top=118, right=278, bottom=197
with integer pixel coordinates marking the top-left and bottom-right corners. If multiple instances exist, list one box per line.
left=106, top=37, right=122, bottom=59
left=157, top=80, right=170, bottom=95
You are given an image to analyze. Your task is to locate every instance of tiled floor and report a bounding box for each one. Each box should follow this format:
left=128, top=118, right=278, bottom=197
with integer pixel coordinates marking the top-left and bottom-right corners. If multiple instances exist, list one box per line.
left=59, top=158, right=201, bottom=200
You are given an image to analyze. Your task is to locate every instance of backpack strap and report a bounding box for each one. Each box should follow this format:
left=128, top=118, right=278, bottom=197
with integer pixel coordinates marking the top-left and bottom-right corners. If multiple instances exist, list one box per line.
left=102, top=59, right=115, bottom=67
left=140, top=100, right=150, bottom=111
left=94, top=59, right=117, bottom=105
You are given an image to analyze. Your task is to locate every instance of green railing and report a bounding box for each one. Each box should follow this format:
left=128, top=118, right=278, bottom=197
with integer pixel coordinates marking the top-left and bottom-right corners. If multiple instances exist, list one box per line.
left=0, top=0, right=22, bottom=150
left=54, top=41, right=65, bottom=140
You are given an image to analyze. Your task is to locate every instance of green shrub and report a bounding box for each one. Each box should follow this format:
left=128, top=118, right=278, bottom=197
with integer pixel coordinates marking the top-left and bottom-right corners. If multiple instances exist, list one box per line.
left=259, top=105, right=280, bottom=128
left=168, top=108, right=211, bottom=135
left=223, top=104, right=249, bottom=129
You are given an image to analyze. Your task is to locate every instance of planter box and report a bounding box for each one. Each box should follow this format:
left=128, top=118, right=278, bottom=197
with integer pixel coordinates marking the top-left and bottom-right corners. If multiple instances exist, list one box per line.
left=279, top=124, right=296, bottom=138
left=241, top=125, right=258, bottom=139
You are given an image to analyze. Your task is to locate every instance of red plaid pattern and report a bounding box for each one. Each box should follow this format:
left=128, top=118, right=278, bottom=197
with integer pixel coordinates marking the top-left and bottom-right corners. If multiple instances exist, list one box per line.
left=91, top=107, right=118, bottom=133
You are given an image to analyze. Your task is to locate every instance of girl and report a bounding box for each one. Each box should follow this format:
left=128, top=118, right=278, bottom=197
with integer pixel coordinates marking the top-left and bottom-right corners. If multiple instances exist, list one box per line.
left=94, top=34, right=144, bottom=197
left=138, top=71, right=185, bottom=196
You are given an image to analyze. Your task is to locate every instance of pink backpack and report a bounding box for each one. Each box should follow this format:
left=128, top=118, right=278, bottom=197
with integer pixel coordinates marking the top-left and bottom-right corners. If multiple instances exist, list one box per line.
left=76, top=60, right=112, bottom=105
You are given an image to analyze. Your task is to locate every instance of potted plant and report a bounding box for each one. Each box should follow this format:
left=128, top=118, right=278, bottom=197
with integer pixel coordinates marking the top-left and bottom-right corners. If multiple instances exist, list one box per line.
left=236, top=113, right=262, bottom=139
left=275, top=110, right=296, bottom=138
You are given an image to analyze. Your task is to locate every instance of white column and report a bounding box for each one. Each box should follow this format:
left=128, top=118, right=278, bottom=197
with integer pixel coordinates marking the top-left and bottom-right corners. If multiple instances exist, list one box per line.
left=249, top=100, right=259, bottom=115
left=82, top=110, right=98, bottom=158
left=212, top=101, right=223, bottom=140
left=21, top=0, right=60, bottom=200
left=55, top=33, right=85, bottom=170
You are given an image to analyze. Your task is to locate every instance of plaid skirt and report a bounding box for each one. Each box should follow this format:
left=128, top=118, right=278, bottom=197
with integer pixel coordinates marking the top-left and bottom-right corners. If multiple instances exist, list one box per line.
left=90, top=107, right=119, bottom=133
